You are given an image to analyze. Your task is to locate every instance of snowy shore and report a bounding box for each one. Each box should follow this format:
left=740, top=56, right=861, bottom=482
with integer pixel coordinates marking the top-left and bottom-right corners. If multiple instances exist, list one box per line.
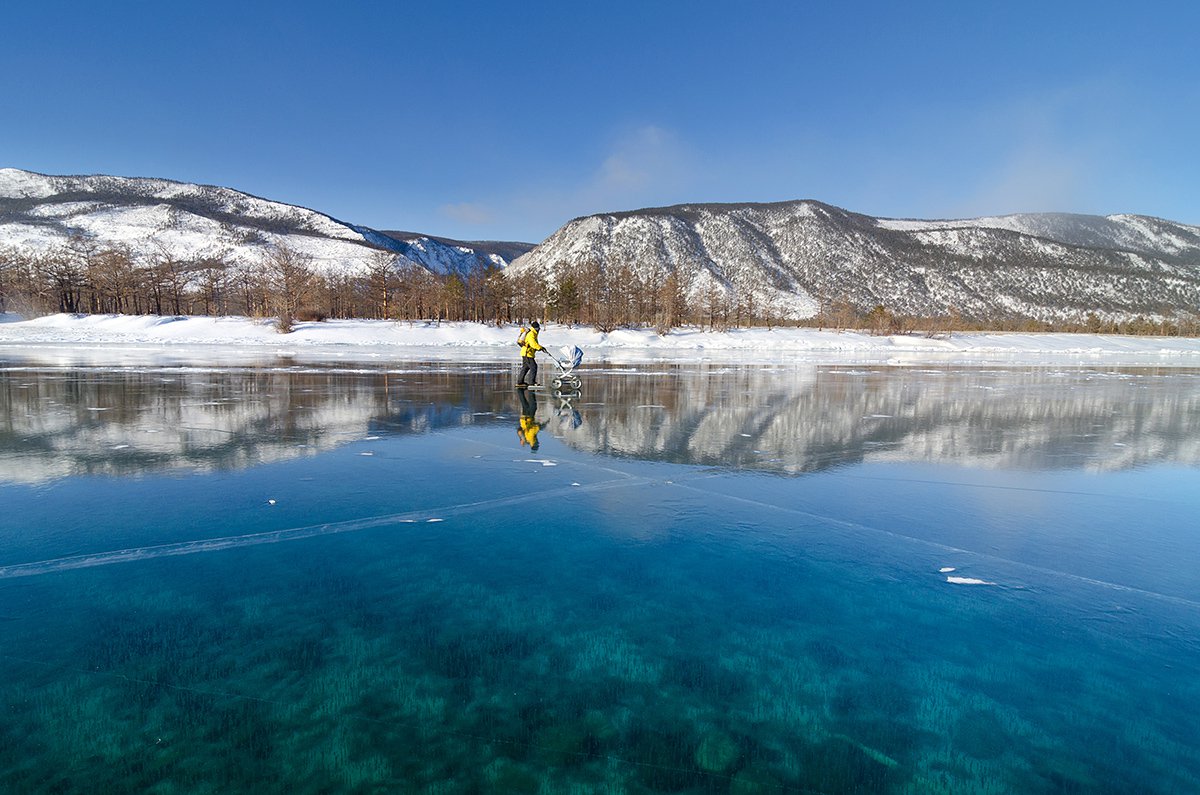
left=2, top=312, right=1199, bottom=367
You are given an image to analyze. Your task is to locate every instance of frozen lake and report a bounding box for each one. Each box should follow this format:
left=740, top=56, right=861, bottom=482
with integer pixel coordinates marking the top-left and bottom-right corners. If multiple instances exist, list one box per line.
left=2, top=361, right=1199, bottom=792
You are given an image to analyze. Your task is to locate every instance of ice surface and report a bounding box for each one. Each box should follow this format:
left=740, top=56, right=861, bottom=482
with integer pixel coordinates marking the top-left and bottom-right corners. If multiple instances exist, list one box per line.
left=1, top=360, right=1199, bottom=792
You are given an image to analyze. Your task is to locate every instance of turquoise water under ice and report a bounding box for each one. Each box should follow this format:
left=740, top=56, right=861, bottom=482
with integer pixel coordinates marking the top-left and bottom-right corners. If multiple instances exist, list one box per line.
left=1, top=362, right=1198, bottom=793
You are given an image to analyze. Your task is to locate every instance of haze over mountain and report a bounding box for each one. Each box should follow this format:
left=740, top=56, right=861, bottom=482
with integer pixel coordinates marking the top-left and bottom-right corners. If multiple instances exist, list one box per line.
left=3, top=168, right=1199, bottom=325
left=508, top=201, right=1200, bottom=324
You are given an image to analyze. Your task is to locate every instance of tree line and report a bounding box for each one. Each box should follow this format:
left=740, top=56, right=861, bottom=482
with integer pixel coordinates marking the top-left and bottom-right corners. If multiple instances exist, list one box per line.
left=2, top=238, right=1197, bottom=336
left=0, top=241, right=786, bottom=333
left=0, top=239, right=528, bottom=327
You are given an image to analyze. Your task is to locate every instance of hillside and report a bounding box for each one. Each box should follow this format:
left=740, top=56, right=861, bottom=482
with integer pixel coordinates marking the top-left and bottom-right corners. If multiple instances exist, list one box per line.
left=508, top=201, right=1200, bottom=323
left=5, top=168, right=1200, bottom=326
left=0, top=169, right=529, bottom=277
left=379, top=231, right=535, bottom=276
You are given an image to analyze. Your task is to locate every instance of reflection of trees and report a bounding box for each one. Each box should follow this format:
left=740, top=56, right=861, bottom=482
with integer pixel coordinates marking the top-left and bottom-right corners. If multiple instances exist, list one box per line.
left=553, top=366, right=1200, bottom=474
left=0, top=369, right=390, bottom=483
left=2, top=365, right=1199, bottom=484
left=0, top=367, right=540, bottom=483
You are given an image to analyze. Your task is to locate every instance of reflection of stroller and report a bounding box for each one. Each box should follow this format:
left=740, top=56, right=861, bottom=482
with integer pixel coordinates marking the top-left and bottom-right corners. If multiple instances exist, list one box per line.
left=548, top=345, right=583, bottom=393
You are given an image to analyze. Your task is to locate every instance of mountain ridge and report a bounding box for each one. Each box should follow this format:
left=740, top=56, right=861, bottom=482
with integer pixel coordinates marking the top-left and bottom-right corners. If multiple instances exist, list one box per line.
left=0, top=168, right=532, bottom=277
left=508, top=199, right=1200, bottom=323
left=4, top=167, right=1200, bottom=325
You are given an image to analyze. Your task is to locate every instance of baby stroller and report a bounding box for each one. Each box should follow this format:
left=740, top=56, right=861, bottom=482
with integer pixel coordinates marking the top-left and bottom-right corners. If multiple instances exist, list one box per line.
left=548, top=345, right=583, bottom=393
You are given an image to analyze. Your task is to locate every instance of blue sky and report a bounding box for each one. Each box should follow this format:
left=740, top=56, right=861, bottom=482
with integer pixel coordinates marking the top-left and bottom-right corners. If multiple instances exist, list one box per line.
left=2, top=1, right=1197, bottom=242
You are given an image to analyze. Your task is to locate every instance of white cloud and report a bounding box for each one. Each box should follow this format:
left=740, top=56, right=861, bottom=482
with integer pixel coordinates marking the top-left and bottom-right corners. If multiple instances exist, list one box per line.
left=592, top=124, right=688, bottom=198
left=517, top=124, right=696, bottom=230
left=441, top=124, right=698, bottom=241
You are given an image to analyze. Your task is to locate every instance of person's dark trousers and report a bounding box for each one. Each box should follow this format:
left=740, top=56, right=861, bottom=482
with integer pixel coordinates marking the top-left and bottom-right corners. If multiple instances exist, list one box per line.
left=517, top=356, right=538, bottom=385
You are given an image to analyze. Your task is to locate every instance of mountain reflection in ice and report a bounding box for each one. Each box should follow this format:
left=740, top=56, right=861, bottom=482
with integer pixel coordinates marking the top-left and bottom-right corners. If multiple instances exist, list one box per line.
left=1, top=363, right=1199, bottom=483
left=564, top=365, right=1200, bottom=473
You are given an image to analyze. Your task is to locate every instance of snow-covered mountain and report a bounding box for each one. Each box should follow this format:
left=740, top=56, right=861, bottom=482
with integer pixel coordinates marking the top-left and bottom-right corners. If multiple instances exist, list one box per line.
left=7, top=167, right=1199, bottom=324
left=0, top=168, right=529, bottom=276
left=379, top=231, right=534, bottom=277
left=508, top=201, right=1200, bottom=323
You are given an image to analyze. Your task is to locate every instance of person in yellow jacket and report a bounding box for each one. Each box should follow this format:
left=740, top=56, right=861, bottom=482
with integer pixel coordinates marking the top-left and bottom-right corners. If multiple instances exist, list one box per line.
left=516, top=320, right=547, bottom=388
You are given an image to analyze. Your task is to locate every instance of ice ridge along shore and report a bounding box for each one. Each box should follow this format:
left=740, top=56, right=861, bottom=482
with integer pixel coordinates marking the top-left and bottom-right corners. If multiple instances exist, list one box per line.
left=1, top=313, right=1199, bottom=366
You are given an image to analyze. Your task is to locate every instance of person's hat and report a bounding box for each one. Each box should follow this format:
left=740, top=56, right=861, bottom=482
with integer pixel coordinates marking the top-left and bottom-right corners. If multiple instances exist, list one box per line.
left=531, top=321, right=540, bottom=329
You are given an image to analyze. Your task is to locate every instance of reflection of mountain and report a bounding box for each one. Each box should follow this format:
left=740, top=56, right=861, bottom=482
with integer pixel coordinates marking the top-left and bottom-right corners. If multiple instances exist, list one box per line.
left=560, top=366, right=1200, bottom=473
left=2, top=365, right=1198, bottom=483
left=0, top=367, right=535, bottom=484
left=0, top=369, right=373, bottom=483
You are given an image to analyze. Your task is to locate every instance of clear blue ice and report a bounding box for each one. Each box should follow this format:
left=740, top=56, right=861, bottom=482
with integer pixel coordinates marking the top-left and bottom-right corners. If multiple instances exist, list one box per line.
left=1, top=362, right=1198, bottom=792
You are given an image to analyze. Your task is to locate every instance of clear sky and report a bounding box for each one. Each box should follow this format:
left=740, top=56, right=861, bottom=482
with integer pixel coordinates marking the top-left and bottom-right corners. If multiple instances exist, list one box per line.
left=3, top=0, right=1197, bottom=243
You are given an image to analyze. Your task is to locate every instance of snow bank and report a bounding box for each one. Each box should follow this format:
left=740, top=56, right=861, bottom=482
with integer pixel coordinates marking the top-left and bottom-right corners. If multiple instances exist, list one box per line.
left=0, top=313, right=1198, bottom=367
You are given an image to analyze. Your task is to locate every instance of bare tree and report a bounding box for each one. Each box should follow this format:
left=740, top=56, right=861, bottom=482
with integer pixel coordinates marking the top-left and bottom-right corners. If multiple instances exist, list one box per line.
left=482, top=266, right=514, bottom=324
left=263, top=241, right=317, bottom=331
left=0, top=247, right=15, bottom=314
left=146, top=240, right=192, bottom=315
left=195, top=254, right=231, bottom=316
left=365, top=251, right=400, bottom=319
left=654, top=270, right=686, bottom=333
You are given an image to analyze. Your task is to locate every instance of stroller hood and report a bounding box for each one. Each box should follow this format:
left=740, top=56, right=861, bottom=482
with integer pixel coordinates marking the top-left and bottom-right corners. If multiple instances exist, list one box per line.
left=560, top=345, right=584, bottom=368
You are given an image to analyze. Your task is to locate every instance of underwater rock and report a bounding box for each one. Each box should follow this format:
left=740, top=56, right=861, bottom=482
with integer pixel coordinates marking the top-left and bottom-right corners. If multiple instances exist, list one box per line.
left=695, top=730, right=740, bottom=773
left=584, top=709, right=619, bottom=744
left=730, top=765, right=783, bottom=795
left=532, top=720, right=594, bottom=767
left=628, top=724, right=705, bottom=792
left=801, top=736, right=899, bottom=793
left=483, top=758, right=540, bottom=793
left=953, top=708, right=1008, bottom=760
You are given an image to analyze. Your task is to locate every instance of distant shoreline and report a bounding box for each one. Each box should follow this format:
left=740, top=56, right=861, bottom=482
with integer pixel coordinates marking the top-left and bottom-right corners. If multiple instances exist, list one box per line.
left=1, top=313, right=1199, bottom=368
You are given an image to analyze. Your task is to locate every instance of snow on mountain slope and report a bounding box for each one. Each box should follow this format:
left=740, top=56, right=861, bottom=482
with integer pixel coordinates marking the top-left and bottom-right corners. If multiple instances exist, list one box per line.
left=0, top=169, right=532, bottom=280
left=509, top=200, right=1200, bottom=323
left=7, top=167, right=1199, bottom=325
left=0, top=168, right=361, bottom=239
left=877, top=212, right=1200, bottom=259
left=379, top=231, right=535, bottom=275
left=0, top=168, right=397, bottom=275
left=388, top=235, right=507, bottom=276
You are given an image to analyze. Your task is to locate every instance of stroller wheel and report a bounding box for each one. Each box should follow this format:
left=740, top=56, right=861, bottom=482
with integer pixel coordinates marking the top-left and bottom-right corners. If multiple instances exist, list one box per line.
left=552, top=378, right=564, bottom=388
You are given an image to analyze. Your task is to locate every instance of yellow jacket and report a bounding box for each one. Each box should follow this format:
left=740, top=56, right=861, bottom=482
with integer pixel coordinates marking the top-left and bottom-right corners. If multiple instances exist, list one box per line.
left=519, top=416, right=540, bottom=448
left=519, top=327, right=545, bottom=359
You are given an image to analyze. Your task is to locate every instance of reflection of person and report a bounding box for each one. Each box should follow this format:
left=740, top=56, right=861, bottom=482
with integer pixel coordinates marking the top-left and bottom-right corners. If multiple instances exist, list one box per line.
left=516, top=320, right=546, bottom=388
left=516, top=386, right=541, bottom=451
